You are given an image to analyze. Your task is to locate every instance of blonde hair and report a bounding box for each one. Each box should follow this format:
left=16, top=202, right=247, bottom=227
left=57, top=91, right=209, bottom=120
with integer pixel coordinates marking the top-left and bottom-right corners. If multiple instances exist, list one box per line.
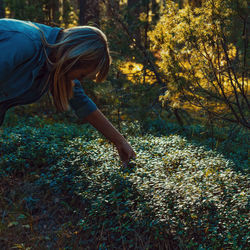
left=40, top=25, right=111, bottom=112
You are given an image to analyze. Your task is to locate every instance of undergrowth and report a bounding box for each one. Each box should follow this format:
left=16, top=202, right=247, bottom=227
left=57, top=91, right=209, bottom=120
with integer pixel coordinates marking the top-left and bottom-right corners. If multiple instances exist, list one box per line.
left=0, top=114, right=249, bottom=249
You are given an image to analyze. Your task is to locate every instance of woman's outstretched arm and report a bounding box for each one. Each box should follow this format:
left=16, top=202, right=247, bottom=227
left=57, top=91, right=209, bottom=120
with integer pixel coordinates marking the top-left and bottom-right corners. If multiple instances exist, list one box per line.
left=84, top=109, right=136, bottom=165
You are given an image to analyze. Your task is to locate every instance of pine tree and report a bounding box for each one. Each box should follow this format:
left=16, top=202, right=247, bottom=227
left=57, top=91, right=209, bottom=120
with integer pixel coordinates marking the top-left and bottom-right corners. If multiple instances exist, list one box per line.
left=149, top=0, right=249, bottom=128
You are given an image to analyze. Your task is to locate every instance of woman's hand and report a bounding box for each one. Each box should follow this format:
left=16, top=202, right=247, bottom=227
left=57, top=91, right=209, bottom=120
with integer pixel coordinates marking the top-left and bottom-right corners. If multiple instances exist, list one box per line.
left=85, top=109, right=136, bottom=165
left=115, top=139, right=136, bottom=166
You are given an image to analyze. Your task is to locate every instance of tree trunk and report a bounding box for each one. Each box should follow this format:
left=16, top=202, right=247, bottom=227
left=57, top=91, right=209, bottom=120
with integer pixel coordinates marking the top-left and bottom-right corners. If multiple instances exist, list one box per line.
left=78, top=0, right=100, bottom=26
left=51, top=0, right=60, bottom=24
left=78, top=0, right=86, bottom=25
left=127, top=0, right=141, bottom=46
left=0, top=0, right=5, bottom=18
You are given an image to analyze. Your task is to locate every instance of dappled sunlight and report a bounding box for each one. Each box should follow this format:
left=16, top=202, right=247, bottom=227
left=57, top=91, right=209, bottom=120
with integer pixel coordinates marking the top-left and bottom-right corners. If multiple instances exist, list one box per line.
left=119, top=61, right=156, bottom=85
left=1, top=117, right=249, bottom=248
left=1, top=0, right=249, bottom=248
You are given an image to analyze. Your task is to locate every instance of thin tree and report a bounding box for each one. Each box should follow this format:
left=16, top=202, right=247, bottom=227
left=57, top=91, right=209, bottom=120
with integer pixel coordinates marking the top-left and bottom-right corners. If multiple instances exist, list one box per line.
left=0, top=0, right=5, bottom=18
left=78, top=0, right=86, bottom=25
left=78, top=0, right=100, bottom=26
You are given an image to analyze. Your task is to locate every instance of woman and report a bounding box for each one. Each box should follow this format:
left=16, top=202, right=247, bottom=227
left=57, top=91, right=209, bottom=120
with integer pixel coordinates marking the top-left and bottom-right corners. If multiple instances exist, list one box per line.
left=0, top=18, right=136, bottom=165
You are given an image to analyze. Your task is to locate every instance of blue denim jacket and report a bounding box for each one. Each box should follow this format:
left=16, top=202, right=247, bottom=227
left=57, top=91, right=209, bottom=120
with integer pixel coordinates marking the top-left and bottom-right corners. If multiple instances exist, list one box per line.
left=0, top=18, right=97, bottom=125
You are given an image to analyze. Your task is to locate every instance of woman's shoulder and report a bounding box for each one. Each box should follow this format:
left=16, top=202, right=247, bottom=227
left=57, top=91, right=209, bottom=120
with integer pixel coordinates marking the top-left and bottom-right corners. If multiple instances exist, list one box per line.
left=0, top=18, right=61, bottom=46
left=0, top=19, right=42, bottom=40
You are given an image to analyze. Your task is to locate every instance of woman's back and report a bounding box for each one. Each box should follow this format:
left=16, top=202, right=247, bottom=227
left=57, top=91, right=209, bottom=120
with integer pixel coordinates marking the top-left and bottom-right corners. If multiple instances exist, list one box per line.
left=0, top=18, right=61, bottom=102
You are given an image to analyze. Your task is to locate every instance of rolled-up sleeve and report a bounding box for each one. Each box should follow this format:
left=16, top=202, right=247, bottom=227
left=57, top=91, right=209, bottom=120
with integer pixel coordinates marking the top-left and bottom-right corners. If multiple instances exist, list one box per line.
left=69, top=80, right=97, bottom=120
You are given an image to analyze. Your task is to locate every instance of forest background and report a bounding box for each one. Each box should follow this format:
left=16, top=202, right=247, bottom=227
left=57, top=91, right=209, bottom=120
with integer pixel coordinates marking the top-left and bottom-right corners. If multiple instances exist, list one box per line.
left=0, top=0, right=249, bottom=249
left=0, top=0, right=249, bottom=130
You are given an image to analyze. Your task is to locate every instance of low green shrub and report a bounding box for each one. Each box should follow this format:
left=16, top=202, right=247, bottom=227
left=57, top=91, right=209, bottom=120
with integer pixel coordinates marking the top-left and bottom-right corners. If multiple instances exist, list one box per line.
left=0, top=117, right=249, bottom=249
left=142, top=118, right=249, bottom=174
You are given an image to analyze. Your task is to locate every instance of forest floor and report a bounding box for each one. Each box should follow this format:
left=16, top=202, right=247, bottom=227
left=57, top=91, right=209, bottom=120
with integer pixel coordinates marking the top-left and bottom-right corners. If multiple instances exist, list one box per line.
left=0, top=111, right=249, bottom=249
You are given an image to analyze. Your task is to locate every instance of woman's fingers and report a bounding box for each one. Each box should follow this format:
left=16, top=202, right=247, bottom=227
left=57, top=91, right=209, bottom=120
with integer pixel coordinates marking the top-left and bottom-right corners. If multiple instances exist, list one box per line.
left=115, top=140, right=136, bottom=165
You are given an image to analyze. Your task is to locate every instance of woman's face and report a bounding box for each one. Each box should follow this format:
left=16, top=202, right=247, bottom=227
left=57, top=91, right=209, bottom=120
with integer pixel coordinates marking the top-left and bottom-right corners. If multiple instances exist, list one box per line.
left=67, top=65, right=97, bottom=81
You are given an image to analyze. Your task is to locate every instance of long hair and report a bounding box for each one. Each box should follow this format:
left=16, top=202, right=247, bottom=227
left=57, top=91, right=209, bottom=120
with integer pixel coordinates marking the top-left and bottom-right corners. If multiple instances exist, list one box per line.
left=40, top=25, right=111, bottom=112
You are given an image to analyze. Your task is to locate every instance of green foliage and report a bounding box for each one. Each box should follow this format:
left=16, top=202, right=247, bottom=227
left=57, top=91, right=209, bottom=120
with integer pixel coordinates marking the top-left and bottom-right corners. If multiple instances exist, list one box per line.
left=4, top=0, right=45, bottom=22
left=142, top=118, right=249, bottom=174
left=4, top=0, right=76, bottom=27
left=0, top=1, right=249, bottom=246
left=149, top=0, right=249, bottom=127
left=0, top=116, right=249, bottom=249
